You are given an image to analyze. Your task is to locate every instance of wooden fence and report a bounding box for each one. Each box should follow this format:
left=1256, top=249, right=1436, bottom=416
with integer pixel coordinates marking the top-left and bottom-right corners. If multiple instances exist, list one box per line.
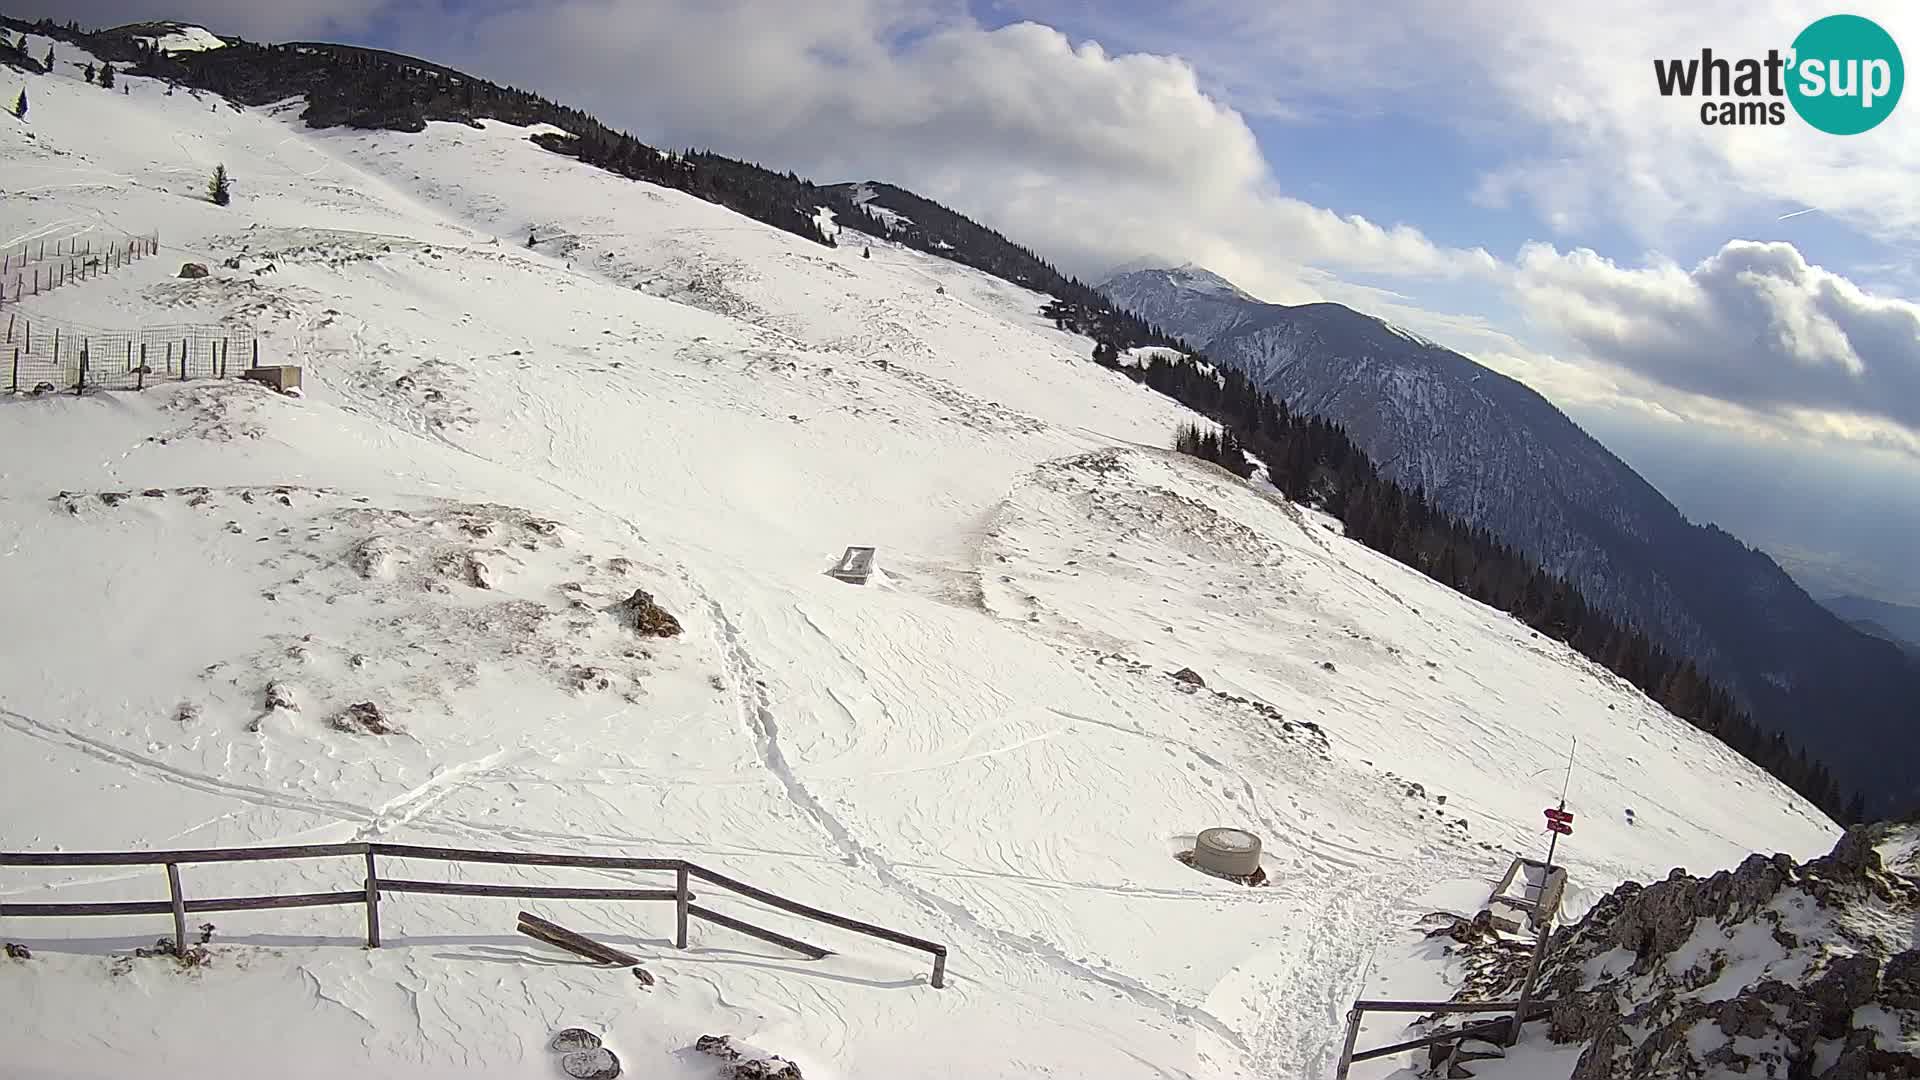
left=0, top=841, right=948, bottom=988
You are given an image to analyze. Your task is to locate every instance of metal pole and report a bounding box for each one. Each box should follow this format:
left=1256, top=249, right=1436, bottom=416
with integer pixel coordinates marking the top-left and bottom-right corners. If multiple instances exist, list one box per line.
left=166, top=863, right=188, bottom=955
left=930, top=949, right=947, bottom=990
left=1335, top=1007, right=1364, bottom=1079
left=363, top=850, right=381, bottom=947
left=1510, top=921, right=1552, bottom=1047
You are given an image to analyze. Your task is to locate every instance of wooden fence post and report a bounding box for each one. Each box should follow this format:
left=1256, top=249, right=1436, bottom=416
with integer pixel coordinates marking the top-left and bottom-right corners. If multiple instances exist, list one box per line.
left=125, top=341, right=132, bottom=373
left=137, top=344, right=146, bottom=391
left=10, top=347, right=17, bottom=394
left=50, top=328, right=58, bottom=367
left=165, top=342, right=173, bottom=375
left=251, top=339, right=259, bottom=370
left=930, top=948, right=946, bottom=989
left=181, top=338, right=187, bottom=381
left=76, top=344, right=86, bottom=396
left=363, top=849, right=381, bottom=948
left=165, top=863, right=188, bottom=954
left=675, top=866, right=690, bottom=949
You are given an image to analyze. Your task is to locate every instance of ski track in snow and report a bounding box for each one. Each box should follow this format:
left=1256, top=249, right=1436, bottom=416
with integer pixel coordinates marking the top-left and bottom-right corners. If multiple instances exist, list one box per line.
left=708, top=597, right=1254, bottom=1054
left=0, top=51, right=1843, bottom=1080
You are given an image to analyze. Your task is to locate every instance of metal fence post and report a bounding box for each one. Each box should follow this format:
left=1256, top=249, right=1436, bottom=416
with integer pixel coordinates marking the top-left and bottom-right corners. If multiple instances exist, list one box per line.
left=165, top=863, right=188, bottom=954
left=364, top=849, right=381, bottom=948
left=930, top=947, right=947, bottom=989
left=1334, top=1006, right=1363, bottom=1079
left=675, top=865, right=690, bottom=949
left=1511, top=922, right=1552, bottom=1047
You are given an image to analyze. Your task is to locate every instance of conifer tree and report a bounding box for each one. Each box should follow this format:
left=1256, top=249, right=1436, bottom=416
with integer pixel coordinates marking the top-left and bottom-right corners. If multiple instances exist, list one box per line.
left=83, top=62, right=95, bottom=83
left=208, top=163, right=231, bottom=205
left=98, top=63, right=115, bottom=90
left=12, top=87, right=24, bottom=120
left=44, top=46, right=53, bottom=70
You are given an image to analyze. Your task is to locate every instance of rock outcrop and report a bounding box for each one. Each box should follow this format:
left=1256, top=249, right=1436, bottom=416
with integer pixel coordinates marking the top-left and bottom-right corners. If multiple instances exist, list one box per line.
left=1513, top=825, right=1920, bottom=1079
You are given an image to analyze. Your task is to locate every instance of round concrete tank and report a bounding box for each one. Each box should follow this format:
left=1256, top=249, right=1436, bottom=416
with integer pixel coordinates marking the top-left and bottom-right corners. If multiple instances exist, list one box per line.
left=1193, top=827, right=1262, bottom=877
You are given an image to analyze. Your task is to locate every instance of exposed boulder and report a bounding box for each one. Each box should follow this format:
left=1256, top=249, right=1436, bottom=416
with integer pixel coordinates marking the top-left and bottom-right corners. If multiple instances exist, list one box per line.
left=178, top=262, right=209, bottom=279
left=611, top=589, right=682, bottom=638
left=1171, top=667, right=1205, bottom=687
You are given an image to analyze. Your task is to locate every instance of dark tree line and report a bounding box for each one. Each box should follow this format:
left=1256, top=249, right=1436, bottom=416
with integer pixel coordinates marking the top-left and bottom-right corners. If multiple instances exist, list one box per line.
left=8, top=12, right=1865, bottom=824
left=1148, top=349, right=1858, bottom=822
left=5, top=20, right=839, bottom=247
left=1172, top=422, right=1254, bottom=479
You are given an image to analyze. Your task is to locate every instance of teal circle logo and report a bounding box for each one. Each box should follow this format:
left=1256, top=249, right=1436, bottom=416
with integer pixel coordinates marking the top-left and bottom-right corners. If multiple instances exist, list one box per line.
left=1787, top=14, right=1903, bottom=134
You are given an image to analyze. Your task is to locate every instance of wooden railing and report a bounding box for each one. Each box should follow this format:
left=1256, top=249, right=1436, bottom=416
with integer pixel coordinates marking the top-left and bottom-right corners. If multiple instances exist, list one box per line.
left=0, top=842, right=947, bottom=988
left=1334, top=926, right=1555, bottom=1077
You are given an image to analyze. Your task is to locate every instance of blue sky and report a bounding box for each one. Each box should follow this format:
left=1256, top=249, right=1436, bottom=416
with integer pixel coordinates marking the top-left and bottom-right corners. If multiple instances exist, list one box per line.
left=25, top=0, right=1920, bottom=601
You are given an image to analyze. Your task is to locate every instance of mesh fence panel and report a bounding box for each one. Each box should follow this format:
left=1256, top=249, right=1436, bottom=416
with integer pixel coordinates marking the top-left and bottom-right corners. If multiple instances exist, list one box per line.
left=3, top=314, right=257, bottom=394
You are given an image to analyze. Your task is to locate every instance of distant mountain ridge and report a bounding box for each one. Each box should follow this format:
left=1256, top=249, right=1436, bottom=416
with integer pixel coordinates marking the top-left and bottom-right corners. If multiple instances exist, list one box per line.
left=1826, top=594, right=1920, bottom=654
left=1099, top=264, right=1919, bottom=814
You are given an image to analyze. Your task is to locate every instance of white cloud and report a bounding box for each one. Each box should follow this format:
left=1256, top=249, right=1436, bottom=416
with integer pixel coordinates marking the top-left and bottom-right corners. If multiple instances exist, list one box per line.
left=1008, top=1, right=1920, bottom=249
left=1513, top=240, right=1920, bottom=439
left=25, top=0, right=1920, bottom=461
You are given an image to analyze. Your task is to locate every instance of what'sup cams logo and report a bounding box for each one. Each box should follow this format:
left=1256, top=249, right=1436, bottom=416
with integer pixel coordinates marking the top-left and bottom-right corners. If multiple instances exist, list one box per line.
left=1655, top=14, right=1903, bottom=133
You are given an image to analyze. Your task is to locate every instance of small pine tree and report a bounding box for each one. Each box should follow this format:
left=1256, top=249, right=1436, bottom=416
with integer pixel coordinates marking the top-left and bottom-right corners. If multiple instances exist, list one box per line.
left=12, top=88, right=24, bottom=120
left=862, top=246, right=871, bottom=259
left=83, top=62, right=95, bottom=84
left=98, top=63, right=115, bottom=90
left=208, top=164, right=231, bottom=206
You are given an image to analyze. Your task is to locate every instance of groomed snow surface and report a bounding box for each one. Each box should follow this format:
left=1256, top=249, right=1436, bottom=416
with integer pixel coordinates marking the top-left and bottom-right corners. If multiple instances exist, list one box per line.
left=0, top=41, right=1839, bottom=1079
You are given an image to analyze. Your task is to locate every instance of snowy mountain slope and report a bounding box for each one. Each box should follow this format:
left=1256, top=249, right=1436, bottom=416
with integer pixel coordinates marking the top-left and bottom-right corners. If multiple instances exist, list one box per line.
left=1099, top=265, right=1920, bottom=816
left=0, top=40, right=1839, bottom=1080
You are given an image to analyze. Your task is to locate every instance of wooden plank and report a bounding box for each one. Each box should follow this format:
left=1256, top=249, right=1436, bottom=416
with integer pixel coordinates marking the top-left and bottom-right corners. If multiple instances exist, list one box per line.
left=1350, top=999, right=1534, bottom=1014
left=688, top=864, right=945, bottom=956
left=0, top=891, right=365, bottom=918
left=371, top=843, right=681, bottom=872
left=1350, top=1017, right=1517, bottom=1064
left=0, top=843, right=369, bottom=867
left=0, top=899, right=175, bottom=917
left=515, top=911, right=639, bottom=966
left=514, top=910, right=633, bottom=960
left=687, top=903, right=829, bottom=960
left=184, top=891, right=368, bottom=914
left=382, top=879, right=679, bottom=902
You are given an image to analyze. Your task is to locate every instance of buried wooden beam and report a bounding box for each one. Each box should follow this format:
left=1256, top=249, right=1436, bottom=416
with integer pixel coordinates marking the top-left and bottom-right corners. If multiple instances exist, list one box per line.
left=515, top=911, right=639, bottom=967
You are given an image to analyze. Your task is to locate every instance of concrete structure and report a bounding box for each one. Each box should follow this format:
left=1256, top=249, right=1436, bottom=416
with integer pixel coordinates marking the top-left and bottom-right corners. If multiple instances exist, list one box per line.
left=829, top=546, right=876, bottom=584
left=1193, top=827, right=1262, bottom=877
left=242, top=365, right=302, bottom=393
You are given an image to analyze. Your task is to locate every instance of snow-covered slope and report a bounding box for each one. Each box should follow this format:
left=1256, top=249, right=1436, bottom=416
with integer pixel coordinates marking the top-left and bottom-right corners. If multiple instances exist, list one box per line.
left=0, top=41, right=1838, bottom=1080
left=1098, top=264, right=1920, bottom=817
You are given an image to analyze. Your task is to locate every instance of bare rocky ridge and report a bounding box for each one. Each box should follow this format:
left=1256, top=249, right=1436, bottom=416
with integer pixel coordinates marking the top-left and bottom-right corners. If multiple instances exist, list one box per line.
left=1444, top=825, right=1920, bottom=1078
